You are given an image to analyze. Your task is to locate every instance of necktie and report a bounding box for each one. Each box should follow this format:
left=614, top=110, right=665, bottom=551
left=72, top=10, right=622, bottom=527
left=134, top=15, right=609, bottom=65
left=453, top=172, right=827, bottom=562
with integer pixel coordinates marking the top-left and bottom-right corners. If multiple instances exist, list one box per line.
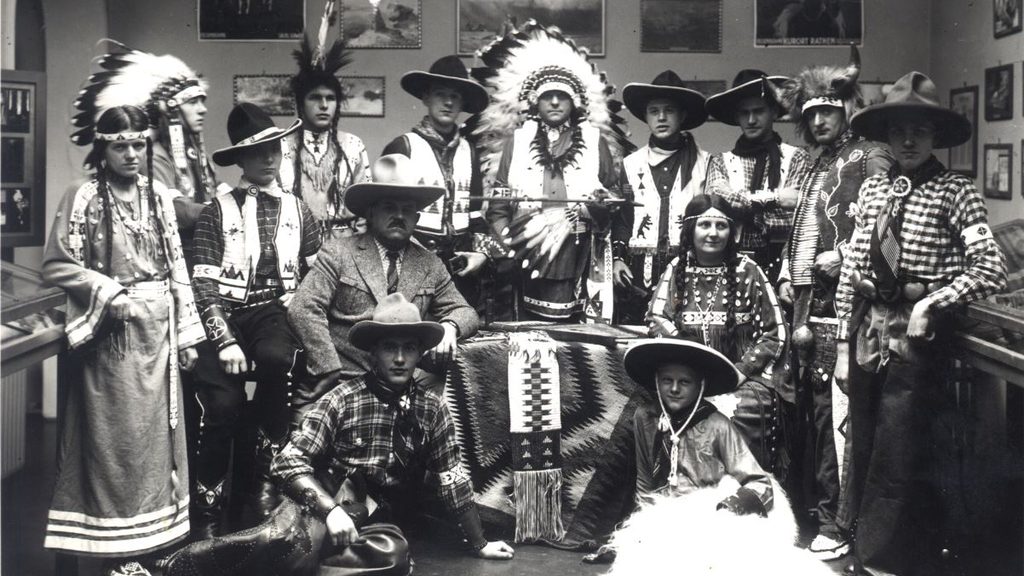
left=386, top=250, right=400, bottom=294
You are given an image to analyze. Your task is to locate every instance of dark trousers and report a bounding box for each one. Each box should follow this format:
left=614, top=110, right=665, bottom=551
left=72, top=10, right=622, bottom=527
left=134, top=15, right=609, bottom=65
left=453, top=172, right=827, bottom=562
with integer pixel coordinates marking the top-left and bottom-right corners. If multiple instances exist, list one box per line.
left=801, top=322, right=843, bottom=539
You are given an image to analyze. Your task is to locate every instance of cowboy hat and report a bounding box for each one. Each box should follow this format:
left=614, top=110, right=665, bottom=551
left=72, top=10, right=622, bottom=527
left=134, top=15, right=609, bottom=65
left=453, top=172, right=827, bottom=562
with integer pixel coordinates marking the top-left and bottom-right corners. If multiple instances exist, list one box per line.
left=212, top=103, right=301, bottom=167
left=622, top=70, right=708, bottom=130
left=705, top=69, right=789, bottom=125
left=343, top=154, right=446, bottom=217
left=349, top=293, right=445, bottom=352
left=622, top=339, right=739, bottom=397
left=849, top=71, right=971, bottom=149
left=400, top=55, right=490, bottom=115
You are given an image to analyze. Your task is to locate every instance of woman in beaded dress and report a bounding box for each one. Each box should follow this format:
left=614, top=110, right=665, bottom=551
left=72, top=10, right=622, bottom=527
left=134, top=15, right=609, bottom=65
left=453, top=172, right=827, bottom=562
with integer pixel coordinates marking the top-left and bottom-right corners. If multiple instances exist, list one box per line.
left=646, top=194, right=789, bottom=477
left=42, top=106, right=204, bottom=576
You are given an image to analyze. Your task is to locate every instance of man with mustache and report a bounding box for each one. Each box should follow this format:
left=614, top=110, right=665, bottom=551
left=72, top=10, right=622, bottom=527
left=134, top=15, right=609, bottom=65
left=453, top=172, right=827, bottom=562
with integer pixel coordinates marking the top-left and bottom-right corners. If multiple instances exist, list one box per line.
left=288, top=154, right=479, bottom=411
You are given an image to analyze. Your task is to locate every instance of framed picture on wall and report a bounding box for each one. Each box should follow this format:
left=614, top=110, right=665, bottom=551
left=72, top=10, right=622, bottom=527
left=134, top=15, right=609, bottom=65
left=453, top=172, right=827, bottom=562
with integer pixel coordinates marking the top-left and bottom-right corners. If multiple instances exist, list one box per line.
left=755, top=0, right=863, bottom=46
left=457, top=0, right=605, bottom=56
left=948, top=86, right=979, bottom=177
left=984, top=64, right=1014, bottom=121
left=641, top=0, right=721, bottom=53
left=339, top=76, right=385, bottom=117
left=342, top=0, right=421, bottom=49
left=198, top=0, right=305, bottom=41
left=994, top=0, right=1022, bottom=37
left=983, top=143, right=1013, bottom=200
left=0, top=70, right=45, bottom=247
left=234, top=75, right=296, bottom=116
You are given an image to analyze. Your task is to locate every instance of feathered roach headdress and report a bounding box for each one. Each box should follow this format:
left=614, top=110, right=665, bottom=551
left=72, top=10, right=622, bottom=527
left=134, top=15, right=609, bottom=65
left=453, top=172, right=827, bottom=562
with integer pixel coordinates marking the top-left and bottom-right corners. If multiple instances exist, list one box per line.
left=290, top=0, right=352, bottom=112
left=768, top=45, right=862, bottom=145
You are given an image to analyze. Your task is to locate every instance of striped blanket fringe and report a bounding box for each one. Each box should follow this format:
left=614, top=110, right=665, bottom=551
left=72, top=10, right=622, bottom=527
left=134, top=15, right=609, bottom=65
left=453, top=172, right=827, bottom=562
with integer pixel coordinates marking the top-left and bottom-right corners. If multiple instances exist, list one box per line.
left=513, top=469, right=565, bottom=543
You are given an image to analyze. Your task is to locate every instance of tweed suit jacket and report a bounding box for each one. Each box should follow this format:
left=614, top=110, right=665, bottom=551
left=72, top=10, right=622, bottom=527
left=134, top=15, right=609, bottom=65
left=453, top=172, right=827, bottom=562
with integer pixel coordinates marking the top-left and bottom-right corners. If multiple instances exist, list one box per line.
left=288, top=232, right=479, bottom=379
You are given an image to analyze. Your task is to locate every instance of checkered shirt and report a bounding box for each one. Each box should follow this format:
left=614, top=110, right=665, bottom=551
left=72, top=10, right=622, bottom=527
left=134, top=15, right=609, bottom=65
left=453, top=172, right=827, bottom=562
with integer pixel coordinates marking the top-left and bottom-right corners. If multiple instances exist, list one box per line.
left=272, top=373, right=476, bottom=517
left=835, top=168, right=1007, bottom=336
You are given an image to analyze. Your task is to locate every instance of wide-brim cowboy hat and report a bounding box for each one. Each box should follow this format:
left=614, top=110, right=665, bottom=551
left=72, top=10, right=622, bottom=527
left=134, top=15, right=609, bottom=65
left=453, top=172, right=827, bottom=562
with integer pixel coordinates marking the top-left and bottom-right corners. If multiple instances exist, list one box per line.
left=623, top=339, right=739, bottom=397
left=705, top=70, right=790, bottom=126
left=622, top=70, right=708, bottom=130
left=349, top=293, right=445, bottom=352
left=850, top=71, right=971, bottom=149
left=400, top=55, right=490, bottom=115
left=212, top=102, right=301, bottom=166
left=343, top=154, right=446, bottom=217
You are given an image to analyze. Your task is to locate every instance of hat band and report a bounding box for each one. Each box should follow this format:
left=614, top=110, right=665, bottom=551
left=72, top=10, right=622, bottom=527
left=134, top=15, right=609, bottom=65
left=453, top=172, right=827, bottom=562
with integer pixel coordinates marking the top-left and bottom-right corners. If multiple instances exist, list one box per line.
left=170, top=85, right=207, bottom=107
left=95, top=130, right=149, bottom=142
left=234, top=126, right=281, bottom=147
left=802, top=96, right=844, bottom=113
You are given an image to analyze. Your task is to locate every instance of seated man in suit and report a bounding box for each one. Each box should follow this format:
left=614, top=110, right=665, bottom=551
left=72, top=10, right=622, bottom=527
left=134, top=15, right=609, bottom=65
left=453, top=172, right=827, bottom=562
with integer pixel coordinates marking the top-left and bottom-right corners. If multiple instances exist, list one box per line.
left=288, top=154, right=479, bottom=413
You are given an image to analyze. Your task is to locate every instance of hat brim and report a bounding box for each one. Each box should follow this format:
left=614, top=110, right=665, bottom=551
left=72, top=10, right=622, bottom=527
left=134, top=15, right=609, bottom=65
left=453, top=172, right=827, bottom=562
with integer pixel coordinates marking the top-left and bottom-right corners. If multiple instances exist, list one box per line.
left=705, top=76, right=788, bottom=125
left=622, top=84, right=708, bottom=130
left=349, top=320, right=445, bottom=352
left=849, top=102, right=972, bottom=149
left=400, top=71, right=490, bottom=115
left=212, top=118, right=302, bottom=167
left=343, top=182, right=446, bottom=217
left=623, top=339, right=739, bottom=397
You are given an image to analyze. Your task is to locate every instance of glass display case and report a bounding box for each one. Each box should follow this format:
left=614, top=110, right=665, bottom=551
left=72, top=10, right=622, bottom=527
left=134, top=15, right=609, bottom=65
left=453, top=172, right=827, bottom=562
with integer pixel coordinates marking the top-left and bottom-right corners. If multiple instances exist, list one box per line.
left=1, top=261, right=65, bottom=376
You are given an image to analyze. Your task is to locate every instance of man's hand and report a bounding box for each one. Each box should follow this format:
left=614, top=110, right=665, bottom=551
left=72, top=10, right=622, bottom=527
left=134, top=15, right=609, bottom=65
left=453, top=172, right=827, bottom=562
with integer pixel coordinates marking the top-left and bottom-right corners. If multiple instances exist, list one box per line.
left=325, top=507, right=361, bottom=548
left=218, top=344, right=248, bottom=375
left=476, top=540, right=514, bottom=560
left=455, top=251, right=488, bottom=277
left=430, top=322, right=459, bottom=364
left=907, top=298, right=934, bottom=341
left=612, top=259, right=633, bottom=288
left=778, top=279, right=794, bottom=307
left=814, top=250, right=842, bottom=280
left=109, top=293, right=137, bottom=321
left=179, top=347, right=199, bottom=372
left=833, top=341, right=849, bottom=394
left=776, top=186, right=799, bottom=209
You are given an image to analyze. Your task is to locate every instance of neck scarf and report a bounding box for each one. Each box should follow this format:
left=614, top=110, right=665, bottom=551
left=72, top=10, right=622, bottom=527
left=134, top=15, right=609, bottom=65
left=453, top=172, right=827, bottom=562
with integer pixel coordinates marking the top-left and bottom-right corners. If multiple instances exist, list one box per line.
left=732, top=132, right=783, bottom=190
left=364, top=371, right=425, bottom=474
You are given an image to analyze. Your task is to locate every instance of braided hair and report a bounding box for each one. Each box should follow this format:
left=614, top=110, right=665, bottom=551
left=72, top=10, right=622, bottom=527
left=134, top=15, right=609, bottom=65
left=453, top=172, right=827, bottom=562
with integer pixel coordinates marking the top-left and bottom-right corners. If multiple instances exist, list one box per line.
left=673, top=194, right=741, bottom=354
left=291, top=81, right=354, bottom=219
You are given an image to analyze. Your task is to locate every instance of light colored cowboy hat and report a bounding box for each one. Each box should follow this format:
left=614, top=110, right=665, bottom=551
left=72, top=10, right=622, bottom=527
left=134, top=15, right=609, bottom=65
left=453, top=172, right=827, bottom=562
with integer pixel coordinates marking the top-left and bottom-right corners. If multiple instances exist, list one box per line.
left=622, top=70, right=708, bottom=130
left=705, top=69, right=790, bottom=125
left=400, top=55, right=490, bottom=115
left=343, top=154, right=446, bottom=217
left=212, top=102, right=301, bottom=167
left=849, top=71, right=971, bottom=149
left=349, top=292, right=445, bottom=352
left=622, top=339, right=739, bottom=397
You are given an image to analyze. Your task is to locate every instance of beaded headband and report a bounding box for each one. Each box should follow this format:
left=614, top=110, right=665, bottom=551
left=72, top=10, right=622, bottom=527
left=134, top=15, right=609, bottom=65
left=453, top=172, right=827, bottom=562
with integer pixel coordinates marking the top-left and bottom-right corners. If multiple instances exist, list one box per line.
left=94, top=130, right=149, bottom=142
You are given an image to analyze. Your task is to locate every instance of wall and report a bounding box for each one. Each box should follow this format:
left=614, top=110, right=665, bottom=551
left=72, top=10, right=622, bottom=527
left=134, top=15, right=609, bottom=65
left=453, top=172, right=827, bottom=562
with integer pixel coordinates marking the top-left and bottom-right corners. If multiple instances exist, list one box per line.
left=930, top=0, right=1024, bottom=227
left=103, top=0, right=929, bottom=184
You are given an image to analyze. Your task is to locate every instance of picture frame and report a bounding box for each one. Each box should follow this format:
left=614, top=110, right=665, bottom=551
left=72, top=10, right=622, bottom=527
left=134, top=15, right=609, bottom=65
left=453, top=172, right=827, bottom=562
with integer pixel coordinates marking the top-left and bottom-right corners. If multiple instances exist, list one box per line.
left=948, top=86, right=979, bottom=177
left=755, top=0, right=863, bottom=46
left=198, top=0, right=305, bottom=41
left=983, top=143, right=1013, bottom=200
left=338, top=76, right=386, bottom=118
left=994, top=0, right=1022, bottom=38
left=0, top=70, right=46, bottom=247
left=640, top=0, right=722, bottom=53
left=984, top=64, right=1014, bottom=121
left=234, top=75, right=296, bottom=116
left=457, top=0, right=605, bottom=57
left=342, top=0, right=422, bottom=49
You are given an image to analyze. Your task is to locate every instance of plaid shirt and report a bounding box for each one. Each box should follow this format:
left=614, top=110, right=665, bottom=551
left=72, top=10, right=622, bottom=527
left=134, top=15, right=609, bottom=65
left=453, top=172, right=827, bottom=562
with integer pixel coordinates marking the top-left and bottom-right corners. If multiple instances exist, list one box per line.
left=705, top=144, right=811, bottom=250
left=272, top=373, right=476, bottom=518
left=835, top=167, right=1007, bottom=336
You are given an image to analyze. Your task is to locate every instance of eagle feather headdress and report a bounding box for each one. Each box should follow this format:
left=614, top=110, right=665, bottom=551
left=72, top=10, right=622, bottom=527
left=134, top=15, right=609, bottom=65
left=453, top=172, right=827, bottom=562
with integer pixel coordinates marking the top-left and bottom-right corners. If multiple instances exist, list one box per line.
left=290, top=0, right=352, bottom=106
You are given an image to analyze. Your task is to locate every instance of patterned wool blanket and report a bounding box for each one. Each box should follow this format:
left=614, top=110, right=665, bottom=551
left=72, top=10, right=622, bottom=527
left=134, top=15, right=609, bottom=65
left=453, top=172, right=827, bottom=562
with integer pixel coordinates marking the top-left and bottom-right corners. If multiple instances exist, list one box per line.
left=445, top=332, right=649, bottom=547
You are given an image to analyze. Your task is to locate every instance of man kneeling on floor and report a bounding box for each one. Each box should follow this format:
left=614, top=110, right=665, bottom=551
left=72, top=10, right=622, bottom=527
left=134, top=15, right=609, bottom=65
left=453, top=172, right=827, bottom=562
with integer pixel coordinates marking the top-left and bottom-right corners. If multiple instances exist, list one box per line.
left=162, top=294, right=513, bottom=575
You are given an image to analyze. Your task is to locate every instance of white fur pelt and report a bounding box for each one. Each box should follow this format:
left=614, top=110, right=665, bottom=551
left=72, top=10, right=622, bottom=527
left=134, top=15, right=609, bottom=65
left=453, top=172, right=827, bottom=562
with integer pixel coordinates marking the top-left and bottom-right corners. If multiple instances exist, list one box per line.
left=607, top=477, right=833, bottom=576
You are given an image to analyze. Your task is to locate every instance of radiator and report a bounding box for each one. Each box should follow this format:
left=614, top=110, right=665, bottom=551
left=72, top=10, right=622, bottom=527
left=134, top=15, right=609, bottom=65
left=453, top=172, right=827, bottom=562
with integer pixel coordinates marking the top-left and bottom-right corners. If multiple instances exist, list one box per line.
left=2, top=369, right=27, bottom=478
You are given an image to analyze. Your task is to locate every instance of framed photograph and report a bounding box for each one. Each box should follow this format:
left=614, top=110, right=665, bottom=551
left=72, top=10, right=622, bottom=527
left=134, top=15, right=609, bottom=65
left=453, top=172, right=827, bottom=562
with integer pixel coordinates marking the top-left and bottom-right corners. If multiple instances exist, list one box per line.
left=983, top=143, right=1013, bottom=200
left=859, top=81, right=894, bottom=107
left=985, top=64, right=1014, bottom=121
left=339, top=76, right=385, bottom=117
left=994, top=0, right=1022, bottom=37
left=0, top=70, right=45, bottom=247
left=457, top=0, right=605, bottom=56
left=641, top=0, right=721, bottom=53
left=948, top=86, right=979, bottom=176
left=234, top=75, right=296, bottom=116
left=198, top=0, right=305, bottom=41
left=755, top=0, right=863, bottom=46
left=342, top=0, right=421, bottom=49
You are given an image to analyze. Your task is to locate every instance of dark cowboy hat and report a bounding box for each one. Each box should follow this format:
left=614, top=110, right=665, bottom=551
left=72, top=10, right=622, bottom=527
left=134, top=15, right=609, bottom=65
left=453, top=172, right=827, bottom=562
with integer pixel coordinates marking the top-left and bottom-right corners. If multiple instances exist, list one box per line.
left=349, top=293, right=445, bottom=352
left=705, top=69, right=790, bottom=126
left=850, top=71, right=971, bottom=149
left=400, top=55, right=490, bottom=115
left=623, top=339, right=739, bottom=397
left=212, top=102, right=301, bottom=166
left=622, top=70, right=708, bottom=130
left=343, top=154, right=446, bottom=217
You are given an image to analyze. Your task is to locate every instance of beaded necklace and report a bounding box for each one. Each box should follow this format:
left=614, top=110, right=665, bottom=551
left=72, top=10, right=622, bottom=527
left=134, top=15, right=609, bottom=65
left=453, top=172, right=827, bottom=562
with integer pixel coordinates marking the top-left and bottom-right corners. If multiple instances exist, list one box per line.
left=688, top=265, right=727, bottom=346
